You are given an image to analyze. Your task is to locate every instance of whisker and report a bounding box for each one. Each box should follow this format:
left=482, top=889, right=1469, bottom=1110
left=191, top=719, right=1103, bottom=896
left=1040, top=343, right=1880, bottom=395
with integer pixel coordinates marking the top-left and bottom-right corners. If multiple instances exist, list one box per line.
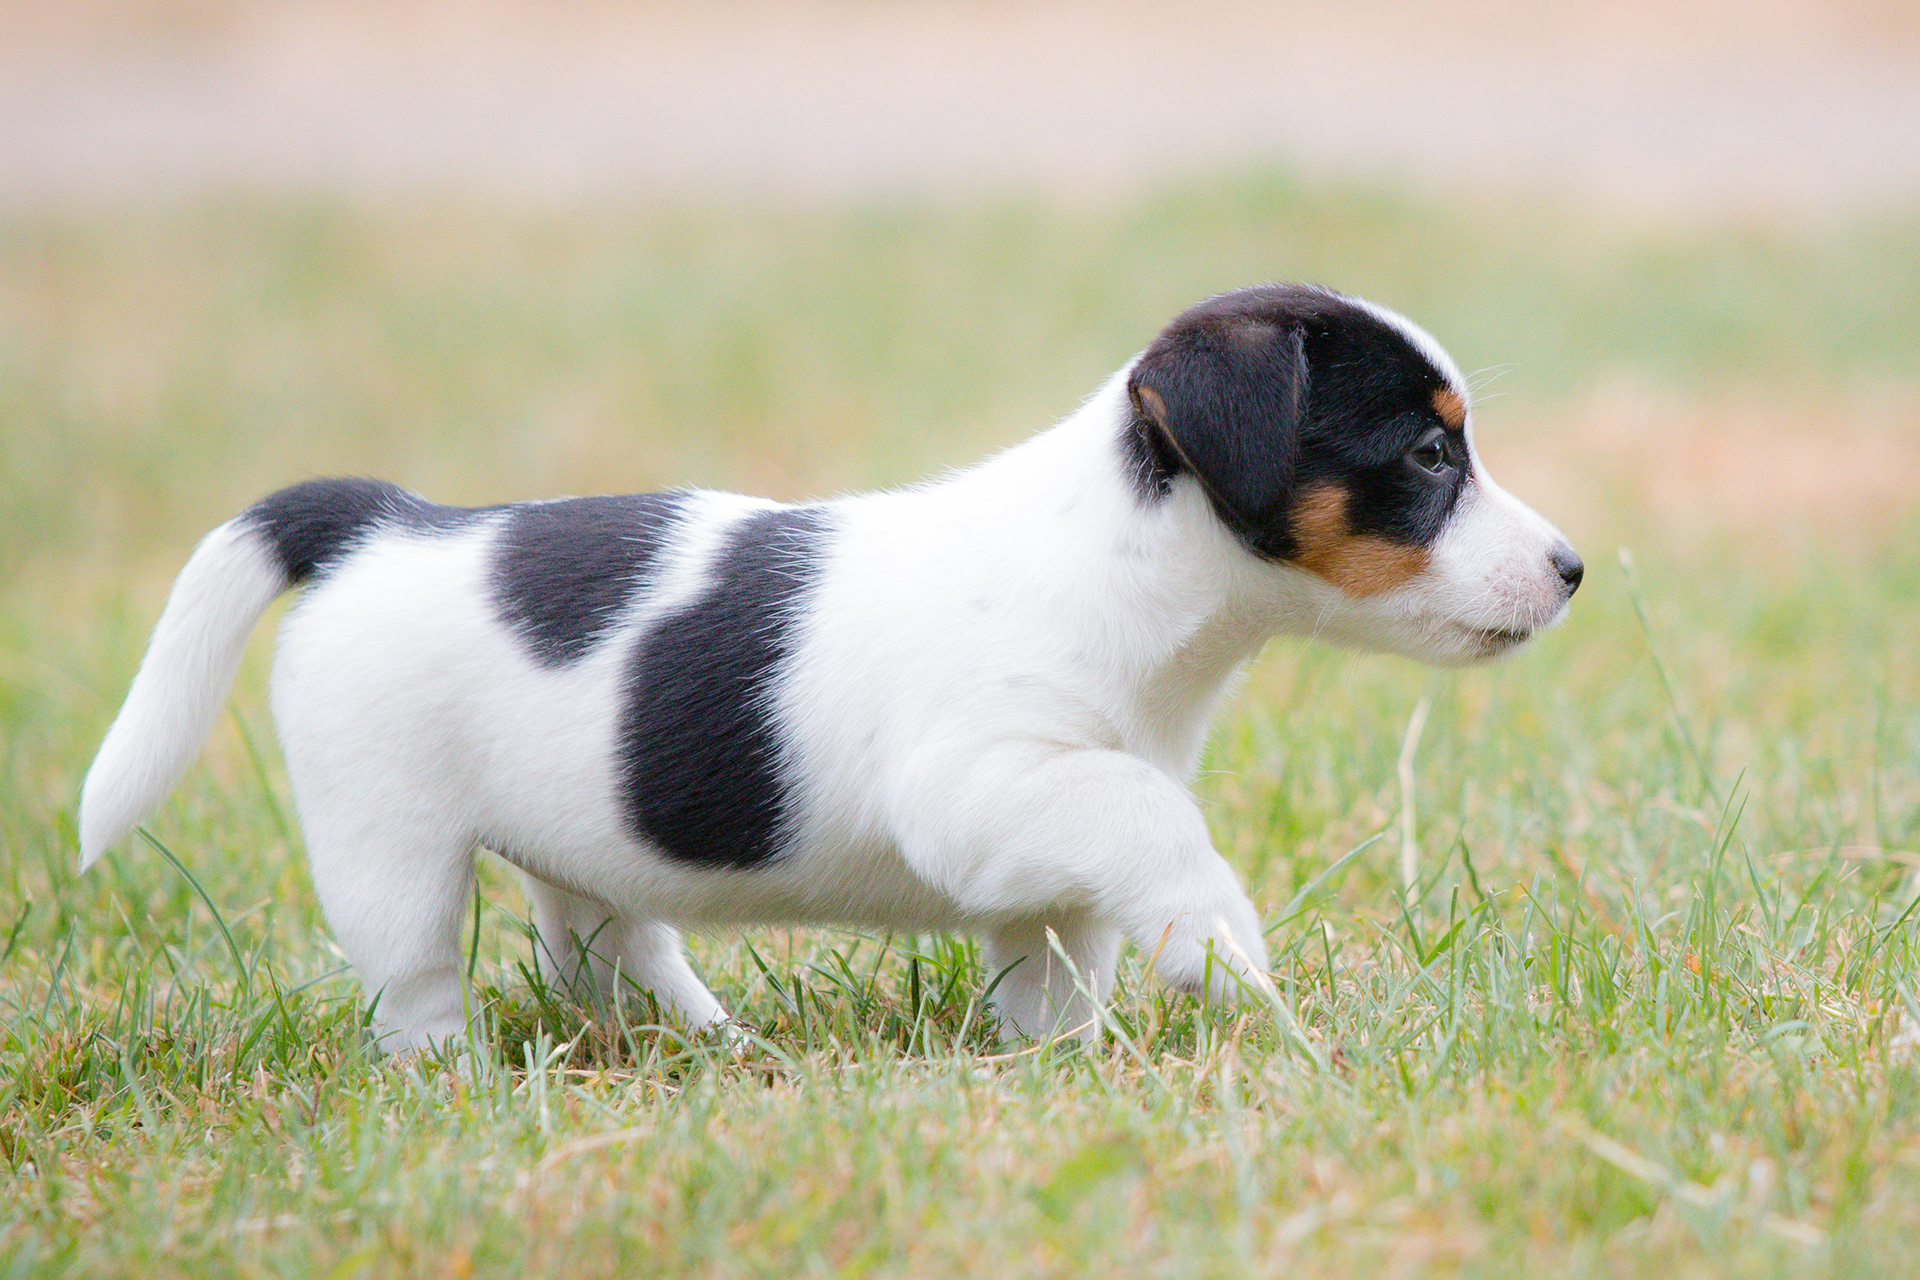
left=1465, top=363, right=1516, bottom=394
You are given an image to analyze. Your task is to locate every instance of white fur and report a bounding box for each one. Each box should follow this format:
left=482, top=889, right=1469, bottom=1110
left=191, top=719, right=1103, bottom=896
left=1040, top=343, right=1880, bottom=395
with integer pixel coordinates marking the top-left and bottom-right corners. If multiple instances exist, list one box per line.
left=79, top=522, right=287, bottom=869
left=77, top=316, right=1574, bottom=1054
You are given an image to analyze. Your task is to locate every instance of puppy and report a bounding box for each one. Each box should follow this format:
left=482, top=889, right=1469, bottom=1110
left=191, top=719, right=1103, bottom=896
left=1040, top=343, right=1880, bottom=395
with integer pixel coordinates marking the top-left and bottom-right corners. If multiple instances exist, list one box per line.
left=78, top=284, right=1581, bottom=1052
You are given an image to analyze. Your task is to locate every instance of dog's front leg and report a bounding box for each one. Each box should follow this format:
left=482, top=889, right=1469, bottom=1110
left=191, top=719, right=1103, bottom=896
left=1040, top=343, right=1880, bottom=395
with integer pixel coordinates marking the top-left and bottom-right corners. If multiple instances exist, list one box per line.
left=899, top=744, right=1270, bottom=1037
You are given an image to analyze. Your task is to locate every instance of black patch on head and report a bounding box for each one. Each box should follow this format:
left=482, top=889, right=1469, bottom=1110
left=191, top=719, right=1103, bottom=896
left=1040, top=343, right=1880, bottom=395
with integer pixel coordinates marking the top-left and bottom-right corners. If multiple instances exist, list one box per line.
left=1125, top=284, right=1467, bottom=559
left=244, top=478, right=478, bottom=584
left=617, top=506, right=832, bottom=869
left=491, top=492, right=688, bottom=666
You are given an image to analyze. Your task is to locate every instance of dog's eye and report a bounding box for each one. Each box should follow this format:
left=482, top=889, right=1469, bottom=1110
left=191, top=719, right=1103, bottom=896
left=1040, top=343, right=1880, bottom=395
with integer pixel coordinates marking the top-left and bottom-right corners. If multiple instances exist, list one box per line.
left=1408, top=431, right=1453, bottom=476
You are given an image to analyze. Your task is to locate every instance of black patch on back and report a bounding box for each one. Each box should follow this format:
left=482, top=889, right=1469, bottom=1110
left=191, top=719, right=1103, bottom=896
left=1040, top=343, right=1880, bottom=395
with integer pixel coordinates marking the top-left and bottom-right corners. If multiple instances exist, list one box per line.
left=617, top=506, right=833, bottom=869
left=490, top=492, right=688, bottom=666
left=244, top=478, right=478, bottom=584
left=1125, top=283, right=1467, bottom=558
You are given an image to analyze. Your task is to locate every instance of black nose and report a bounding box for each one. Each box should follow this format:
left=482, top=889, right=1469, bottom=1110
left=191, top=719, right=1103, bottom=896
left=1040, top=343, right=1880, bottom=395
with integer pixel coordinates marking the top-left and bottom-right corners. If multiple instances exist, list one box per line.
left=1550, top=543, right=1584, bottom=595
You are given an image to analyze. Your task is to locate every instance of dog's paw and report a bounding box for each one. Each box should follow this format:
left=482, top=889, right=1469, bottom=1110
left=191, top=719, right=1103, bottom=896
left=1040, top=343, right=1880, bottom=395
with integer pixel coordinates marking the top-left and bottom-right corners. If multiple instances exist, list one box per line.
left=711, top=1017, right=758, bottom=1059
left=1149, top=907, right=1272, bottom=1004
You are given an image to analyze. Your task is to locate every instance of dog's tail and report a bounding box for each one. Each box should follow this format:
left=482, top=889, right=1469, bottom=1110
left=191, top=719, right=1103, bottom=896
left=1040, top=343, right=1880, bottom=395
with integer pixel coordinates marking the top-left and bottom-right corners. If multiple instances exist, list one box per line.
left=77, top=517, right=290, bottom=869
left=77, top=478, right=420, bottom=870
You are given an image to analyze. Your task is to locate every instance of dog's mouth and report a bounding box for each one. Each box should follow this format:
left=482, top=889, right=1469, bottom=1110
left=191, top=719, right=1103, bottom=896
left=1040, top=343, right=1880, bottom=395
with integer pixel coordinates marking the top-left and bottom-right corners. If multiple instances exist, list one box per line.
left=1405, top=620, right=1539, bottom=668
left=1466, top=625, right=1533, bottom=656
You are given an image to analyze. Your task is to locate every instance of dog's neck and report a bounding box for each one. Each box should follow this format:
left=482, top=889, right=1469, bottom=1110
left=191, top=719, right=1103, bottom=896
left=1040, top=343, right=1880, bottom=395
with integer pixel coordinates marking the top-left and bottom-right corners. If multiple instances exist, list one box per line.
left=947, top=372, right=1334, bottom=776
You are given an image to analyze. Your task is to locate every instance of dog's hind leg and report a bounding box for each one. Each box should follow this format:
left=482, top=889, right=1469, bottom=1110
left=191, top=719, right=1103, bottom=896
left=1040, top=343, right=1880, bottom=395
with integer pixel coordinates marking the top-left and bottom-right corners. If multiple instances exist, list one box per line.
left=984, top=915, right=1120, bottom=1046
left=609, top=920, right=730, bottom=1031
left=520, top=875, right=728, bottom=1031
left=300, top=809, right=479, bottom=1056
left=522, top=873, right=622, bottom=1001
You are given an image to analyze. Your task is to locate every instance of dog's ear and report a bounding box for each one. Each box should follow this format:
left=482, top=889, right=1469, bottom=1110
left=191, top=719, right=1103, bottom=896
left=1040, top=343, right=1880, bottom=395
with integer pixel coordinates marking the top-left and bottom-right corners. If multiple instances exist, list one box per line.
left=1127, top=317, right=1308, bottom=558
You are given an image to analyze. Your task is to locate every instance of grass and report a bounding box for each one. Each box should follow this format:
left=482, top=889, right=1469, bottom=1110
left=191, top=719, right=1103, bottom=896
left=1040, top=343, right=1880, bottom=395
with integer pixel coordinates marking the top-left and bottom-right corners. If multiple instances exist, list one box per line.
left=2, top=171, right=1918, bottom=1276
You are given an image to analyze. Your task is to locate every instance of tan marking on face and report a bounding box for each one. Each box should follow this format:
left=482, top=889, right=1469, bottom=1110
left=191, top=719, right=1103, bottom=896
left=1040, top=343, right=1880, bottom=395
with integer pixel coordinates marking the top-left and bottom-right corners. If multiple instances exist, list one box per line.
left=1289, top=482, right=1431, bottom=597
left=1432, top=386, right=1467, bottom=431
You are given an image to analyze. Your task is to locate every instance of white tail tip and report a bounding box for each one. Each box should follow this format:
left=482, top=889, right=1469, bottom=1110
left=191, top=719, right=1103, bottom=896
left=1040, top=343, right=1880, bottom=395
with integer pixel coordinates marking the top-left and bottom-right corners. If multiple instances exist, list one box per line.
left=74, top=519, right=289, bottom=875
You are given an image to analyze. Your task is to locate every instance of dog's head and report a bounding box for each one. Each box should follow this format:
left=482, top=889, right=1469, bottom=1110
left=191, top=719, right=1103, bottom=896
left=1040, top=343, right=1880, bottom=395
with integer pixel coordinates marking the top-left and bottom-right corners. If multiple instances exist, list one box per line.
left=1126, top=284, right=1580, bottom=665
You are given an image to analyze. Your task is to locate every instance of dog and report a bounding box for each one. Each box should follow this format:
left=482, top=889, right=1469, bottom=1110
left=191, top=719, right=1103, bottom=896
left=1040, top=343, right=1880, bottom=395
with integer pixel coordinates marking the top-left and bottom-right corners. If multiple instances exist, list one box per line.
left=78, top=283, right=1581, bottom=1053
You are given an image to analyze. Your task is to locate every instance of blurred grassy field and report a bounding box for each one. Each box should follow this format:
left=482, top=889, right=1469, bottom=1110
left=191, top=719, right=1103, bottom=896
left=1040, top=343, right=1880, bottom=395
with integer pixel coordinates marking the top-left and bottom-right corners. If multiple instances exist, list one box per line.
left=3, top=173, right=1919, bottom=1277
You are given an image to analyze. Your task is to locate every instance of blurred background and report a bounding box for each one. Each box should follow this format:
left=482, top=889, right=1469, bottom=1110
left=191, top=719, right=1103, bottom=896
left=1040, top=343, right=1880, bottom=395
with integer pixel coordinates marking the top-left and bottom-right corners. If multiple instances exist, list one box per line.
left=5, top=0, right=1919, bottom=210
left=3, top=0, right=1917, bottom=928
left=5, top=0, right=1917, bottom=548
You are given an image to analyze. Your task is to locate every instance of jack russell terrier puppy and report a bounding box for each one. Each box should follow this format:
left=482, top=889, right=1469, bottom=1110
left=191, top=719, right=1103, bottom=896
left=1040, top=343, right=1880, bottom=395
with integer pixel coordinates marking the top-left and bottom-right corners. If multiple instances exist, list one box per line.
left=79, top=284, right=1582, bottom=1053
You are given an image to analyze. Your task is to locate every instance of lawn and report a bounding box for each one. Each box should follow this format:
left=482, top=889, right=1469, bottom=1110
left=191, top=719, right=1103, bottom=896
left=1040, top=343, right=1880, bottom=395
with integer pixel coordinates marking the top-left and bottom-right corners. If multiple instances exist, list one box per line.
left=2, top=174, right=1918, bottom=1277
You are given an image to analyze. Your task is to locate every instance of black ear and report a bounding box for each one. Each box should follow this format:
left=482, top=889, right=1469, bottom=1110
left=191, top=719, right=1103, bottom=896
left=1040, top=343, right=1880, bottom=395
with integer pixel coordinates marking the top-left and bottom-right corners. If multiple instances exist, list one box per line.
left=1126, top=315, right=1308, bottom=559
